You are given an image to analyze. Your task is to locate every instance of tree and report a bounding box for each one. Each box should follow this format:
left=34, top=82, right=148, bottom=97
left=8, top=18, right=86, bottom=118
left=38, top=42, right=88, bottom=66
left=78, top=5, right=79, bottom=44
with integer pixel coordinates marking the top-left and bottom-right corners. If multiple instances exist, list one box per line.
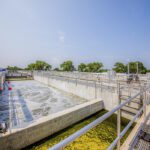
left=53, top=68, right=60, bottom=71
left=35, top=61, right=51, bottom=70
left=26, top=63, right=36, bottom=70
left=78, top=62, right=103, bottom=72
left=113, top=61, right=147, bottom=74
left=7, top=66, right=23, bottom=71
left=60, top=60, right=75, bottom=71
left=101, top=69, right=108, bottom=72
left=27, top=61, right=52, bottom=71
left=78, top=63, right=87, bottom=72
left=86, top=62, right=103, bottom=72
left=147, top=69, right=150, bottom=73
left=129, top=61, right=147, bottom=74
left=113, top=62, right=127, bottom=73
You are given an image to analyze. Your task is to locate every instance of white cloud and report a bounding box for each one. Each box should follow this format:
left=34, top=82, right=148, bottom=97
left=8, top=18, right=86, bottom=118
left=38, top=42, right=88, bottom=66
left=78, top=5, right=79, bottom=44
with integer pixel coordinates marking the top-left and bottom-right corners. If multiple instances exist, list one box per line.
left=59, top=36, right=65, bottom=43
left=58, top=30, right=65, bottom=43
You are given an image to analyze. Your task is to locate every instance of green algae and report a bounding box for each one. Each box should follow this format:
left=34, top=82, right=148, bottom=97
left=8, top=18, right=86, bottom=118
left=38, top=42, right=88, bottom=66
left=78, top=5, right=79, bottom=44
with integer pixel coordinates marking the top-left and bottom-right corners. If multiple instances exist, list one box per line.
left=25, top=110, right=134, bottom=150
left=6, top=78, right=33, bottom=81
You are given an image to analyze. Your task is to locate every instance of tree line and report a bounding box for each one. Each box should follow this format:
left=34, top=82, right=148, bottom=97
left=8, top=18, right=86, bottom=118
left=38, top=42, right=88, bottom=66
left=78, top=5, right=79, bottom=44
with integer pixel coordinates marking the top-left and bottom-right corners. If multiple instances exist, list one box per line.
left=7, top=60, right=150, bottom=74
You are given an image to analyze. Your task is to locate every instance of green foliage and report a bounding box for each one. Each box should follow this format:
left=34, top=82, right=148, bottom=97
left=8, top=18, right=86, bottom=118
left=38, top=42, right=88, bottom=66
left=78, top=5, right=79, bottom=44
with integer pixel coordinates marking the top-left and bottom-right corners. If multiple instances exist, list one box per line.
left=53, top=68, right=60, bottom=71
left=60, top=60, right=75, bottom=71
left=86, top=62, right=103, bottom=72
left=129, top=61, right=147, bottom=74
left=147, top=69, right=150, bottom=73
left=78, top=62, right=103, bottom=72
left=113, top=61, right=147, bottom=74
left=26, top=63, right=36, bottom=70
left=101, top=69, right=108, bottom=72
left=28, top=110, right=134, bottom=150
left=78, top=63, right=87, bottom=72
left=6, top=78, right=33, bottom=81
left=113, top=62, right=127, bottom=73
left=26, top=60, right=52, bottom=71
left=7, top=66, right=23, bottom=71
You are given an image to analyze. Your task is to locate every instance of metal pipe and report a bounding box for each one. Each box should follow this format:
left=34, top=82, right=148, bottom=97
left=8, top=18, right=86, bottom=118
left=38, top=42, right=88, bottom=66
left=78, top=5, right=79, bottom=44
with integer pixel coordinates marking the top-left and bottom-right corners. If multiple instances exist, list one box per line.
left=117, top=83, right=121, bottom=150
left=143, top=90, right=146, bottom=117
left=117, top=108, right=121, bottom=150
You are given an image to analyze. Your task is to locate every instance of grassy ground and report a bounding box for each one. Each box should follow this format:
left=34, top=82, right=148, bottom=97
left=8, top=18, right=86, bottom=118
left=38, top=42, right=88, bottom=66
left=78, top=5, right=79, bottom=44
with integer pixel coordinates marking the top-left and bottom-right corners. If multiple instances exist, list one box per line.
left=25, top=110, right=134, bottom=150
left=6, top=77, right=33, bottom=81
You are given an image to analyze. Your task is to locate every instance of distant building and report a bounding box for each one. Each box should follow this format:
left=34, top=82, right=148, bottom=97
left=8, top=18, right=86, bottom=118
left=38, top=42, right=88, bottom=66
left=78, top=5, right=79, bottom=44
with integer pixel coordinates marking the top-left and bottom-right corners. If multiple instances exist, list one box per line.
left=0, top=68, right=7, bottom=72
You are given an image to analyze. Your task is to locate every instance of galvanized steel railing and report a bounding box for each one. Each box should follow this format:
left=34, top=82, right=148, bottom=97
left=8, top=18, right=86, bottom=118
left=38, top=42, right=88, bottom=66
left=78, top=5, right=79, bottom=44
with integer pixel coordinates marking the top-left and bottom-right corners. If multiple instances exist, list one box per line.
left=49, top=85, right=150, bottom=150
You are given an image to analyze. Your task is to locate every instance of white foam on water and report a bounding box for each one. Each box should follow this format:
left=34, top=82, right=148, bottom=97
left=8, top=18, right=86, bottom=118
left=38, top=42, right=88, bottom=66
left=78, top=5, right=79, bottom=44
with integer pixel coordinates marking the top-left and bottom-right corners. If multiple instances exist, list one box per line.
left=0, top=80, right=88, bottom=129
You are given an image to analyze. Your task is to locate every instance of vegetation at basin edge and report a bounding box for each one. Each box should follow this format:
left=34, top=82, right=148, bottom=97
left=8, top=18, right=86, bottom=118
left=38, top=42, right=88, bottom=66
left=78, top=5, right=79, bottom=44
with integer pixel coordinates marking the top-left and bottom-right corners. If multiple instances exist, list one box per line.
left=6, top=77, right=33, bottom=81
left=26, top=110, right=135, bottom=150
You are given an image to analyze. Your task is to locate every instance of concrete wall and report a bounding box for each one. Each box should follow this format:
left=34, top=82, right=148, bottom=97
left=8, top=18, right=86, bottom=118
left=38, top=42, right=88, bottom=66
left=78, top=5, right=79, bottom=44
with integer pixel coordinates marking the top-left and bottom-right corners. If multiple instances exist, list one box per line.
left=33, top=71, right=144, bottom=119
left=0, top=100, right=103, bottom=150
left=33, top=71, right=119, bottom=111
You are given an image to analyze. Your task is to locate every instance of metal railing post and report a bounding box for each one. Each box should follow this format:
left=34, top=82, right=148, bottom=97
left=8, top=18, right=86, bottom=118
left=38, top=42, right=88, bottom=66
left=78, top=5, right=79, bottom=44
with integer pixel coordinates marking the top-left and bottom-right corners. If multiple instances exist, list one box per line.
left=95, top=80, right=97, bottom=99
left=50, top=88, right=148, bottom=150
left=140, top=85, right=143, bottom=107
left=140, top=85, right=146, bottom=117
left=117, top=83, right=121, bottom=150
left=143, top=87, right=147, bottom=117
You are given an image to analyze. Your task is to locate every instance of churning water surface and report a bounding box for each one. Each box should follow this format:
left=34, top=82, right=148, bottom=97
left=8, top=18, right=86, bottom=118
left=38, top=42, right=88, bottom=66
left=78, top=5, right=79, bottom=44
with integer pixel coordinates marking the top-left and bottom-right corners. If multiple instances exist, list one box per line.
left=0, top=80, right=88, bottom=129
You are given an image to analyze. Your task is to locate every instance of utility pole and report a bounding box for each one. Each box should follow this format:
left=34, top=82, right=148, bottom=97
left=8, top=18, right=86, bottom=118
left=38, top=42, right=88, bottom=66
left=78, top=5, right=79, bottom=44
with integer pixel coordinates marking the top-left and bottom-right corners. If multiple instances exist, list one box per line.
left=137, top=62, right=138, bottom=75
left=128, top=63, right=130, bottom=74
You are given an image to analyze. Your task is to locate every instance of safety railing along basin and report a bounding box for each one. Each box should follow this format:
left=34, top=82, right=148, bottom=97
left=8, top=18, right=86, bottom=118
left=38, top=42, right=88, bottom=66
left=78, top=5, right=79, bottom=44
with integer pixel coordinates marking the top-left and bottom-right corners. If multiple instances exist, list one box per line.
left=49, top=85, right=150, bottom=150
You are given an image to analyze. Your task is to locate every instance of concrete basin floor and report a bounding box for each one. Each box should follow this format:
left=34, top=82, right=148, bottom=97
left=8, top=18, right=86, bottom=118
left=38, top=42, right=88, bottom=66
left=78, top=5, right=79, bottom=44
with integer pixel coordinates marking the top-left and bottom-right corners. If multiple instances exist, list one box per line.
left=0, top=80, right=88, bottom=130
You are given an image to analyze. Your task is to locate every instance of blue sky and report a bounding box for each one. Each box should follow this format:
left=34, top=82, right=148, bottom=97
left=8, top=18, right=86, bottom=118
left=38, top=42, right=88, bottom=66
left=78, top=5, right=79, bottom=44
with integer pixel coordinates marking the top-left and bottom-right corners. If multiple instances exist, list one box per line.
left=0, top=0, right=150, bottom=69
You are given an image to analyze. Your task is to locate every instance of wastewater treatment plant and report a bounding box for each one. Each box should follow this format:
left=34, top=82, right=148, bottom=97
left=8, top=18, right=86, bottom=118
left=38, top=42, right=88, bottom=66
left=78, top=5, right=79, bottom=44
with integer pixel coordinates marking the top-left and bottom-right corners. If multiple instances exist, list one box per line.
left=0, top=70, right=150, bottom=150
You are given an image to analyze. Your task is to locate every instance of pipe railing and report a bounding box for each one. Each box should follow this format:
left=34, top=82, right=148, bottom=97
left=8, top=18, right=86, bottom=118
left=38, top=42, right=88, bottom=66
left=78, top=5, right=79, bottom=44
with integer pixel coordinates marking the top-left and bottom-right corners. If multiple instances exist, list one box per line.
left=49, top=85, right=149, bottom=150
left=34, top=71, right=148, bottom=82
left=34, top=71, right=145, bottom=91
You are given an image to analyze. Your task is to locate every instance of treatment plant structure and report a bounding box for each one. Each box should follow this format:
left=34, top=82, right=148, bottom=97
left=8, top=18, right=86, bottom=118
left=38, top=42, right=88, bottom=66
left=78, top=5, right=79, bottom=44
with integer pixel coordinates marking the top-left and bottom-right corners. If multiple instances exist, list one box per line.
left=0, top=70, right=150, bottom=150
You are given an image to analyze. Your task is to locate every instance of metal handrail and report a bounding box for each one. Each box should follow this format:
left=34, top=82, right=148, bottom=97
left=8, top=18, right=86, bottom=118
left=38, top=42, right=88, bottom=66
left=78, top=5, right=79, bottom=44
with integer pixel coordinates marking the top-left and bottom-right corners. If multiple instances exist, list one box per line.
left=107, top=106, right=143, bottom=150
left=49, top=86, right=149, bottom=150
left=34, top=72, right=144, bottom=90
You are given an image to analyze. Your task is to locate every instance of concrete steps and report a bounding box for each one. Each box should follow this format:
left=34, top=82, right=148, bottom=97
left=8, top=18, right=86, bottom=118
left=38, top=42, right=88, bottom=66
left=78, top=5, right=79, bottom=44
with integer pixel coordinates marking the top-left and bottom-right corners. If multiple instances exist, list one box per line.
left=122, top=105, right=140, bottom=114
left=121, top=109, right=136, bottom=120
left=120, top=95, right=143, bottom=119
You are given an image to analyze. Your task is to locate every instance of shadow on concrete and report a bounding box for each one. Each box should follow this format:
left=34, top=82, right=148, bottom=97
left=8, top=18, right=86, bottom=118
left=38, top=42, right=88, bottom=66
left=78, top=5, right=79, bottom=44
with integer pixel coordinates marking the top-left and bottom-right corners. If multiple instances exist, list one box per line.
left=17, top=89, right=33, bottom=122
left=0, top=84, right=33, bottom=134
left=0, top=90, right=10, bottom=124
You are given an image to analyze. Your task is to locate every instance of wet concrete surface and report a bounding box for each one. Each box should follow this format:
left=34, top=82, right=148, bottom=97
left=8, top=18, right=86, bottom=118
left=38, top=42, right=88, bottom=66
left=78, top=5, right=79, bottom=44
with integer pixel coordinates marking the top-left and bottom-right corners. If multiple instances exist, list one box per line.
left=0, top=80, right=88, bottom=129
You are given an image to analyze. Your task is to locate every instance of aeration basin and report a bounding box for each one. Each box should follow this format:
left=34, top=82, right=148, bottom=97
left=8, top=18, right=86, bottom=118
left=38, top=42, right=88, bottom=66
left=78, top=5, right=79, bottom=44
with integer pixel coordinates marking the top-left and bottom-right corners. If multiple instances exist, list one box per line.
left=0, top=80, right=103, bottom=150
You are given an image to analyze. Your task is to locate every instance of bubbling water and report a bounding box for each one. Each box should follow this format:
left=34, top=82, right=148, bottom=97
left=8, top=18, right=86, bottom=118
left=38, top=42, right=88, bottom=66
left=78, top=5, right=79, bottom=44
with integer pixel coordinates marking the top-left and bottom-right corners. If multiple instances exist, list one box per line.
left=0, top=80, right=88, bottom=129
